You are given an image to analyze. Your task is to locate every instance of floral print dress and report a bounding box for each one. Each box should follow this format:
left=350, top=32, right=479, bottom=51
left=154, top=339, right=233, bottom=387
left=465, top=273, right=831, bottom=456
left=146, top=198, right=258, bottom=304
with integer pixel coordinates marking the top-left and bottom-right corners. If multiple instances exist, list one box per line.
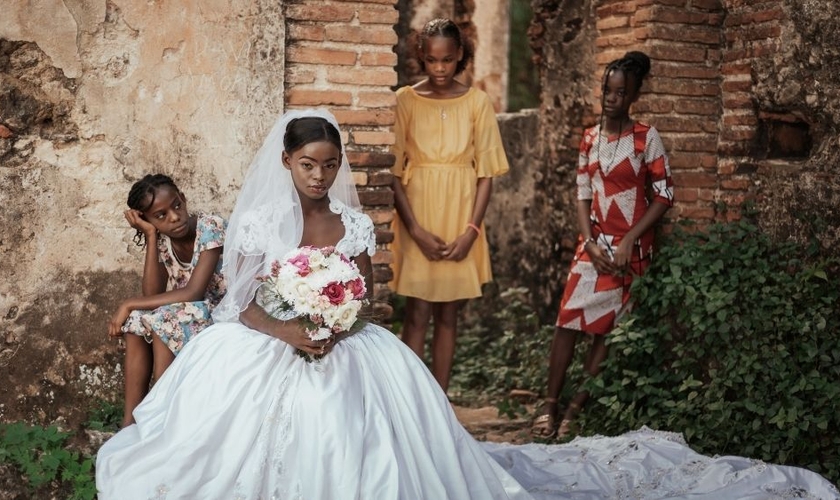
left=122, top=213, right=227, bottom=354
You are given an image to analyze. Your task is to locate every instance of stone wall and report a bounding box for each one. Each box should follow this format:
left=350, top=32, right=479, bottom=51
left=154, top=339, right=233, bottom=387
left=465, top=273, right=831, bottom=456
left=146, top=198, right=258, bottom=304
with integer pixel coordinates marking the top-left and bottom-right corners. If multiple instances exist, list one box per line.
left=0, top=0, right=398, bottom=425
left=508, top=0, right=597, bottom=319
left=588, top=0, right=840, bottom=238
left=737, top=0, right=840, bottom=246
left=516, top=0, right=840, bottom=319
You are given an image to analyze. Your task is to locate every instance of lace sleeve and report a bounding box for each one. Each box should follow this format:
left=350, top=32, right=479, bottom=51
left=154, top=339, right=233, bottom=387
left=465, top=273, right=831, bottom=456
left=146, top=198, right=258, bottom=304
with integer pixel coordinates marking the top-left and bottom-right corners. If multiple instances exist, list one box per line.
left=336, top=204, right=376, bottom=258
left=213, top=202, right=297, bottom=323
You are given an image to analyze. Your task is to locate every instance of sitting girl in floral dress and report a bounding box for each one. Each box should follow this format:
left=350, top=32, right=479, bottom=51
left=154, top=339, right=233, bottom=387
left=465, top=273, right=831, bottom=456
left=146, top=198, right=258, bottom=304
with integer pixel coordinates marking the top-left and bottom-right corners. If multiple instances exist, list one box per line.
left=107, top=174, right=226, bottom=427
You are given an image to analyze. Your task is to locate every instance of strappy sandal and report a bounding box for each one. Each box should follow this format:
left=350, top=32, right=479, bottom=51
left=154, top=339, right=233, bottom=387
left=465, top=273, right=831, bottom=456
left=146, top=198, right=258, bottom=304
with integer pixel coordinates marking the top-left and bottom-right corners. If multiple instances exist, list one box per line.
left=556, top=403, right=580, bottom=439
left=556, top=418, right=573, bottom=439
left=530, top=397, right=559, bottom=439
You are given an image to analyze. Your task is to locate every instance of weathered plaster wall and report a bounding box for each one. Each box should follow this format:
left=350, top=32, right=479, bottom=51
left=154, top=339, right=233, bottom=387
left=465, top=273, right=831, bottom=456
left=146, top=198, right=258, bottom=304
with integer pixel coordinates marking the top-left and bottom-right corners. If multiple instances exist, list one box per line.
left=0, top=0, right=285, bottom=423
left=519, top=0, right=597, bottom=319
left=747, top=0, right=840, bottom=248
left=472, top=0, right=510, bottom=112
left=485, top=109, right=540, bottom=290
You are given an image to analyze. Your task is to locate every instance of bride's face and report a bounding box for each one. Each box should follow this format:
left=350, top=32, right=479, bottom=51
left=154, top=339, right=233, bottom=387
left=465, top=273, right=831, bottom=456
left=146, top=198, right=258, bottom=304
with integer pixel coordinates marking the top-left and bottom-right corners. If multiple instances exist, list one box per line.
left=283, top=140, right=342, bottom=200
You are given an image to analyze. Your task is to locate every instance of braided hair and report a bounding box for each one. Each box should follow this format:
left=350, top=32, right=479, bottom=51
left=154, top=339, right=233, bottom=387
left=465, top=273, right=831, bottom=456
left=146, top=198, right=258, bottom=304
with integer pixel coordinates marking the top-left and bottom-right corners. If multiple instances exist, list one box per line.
left=417, top=18, right=474, bottom=75
left=126, top=174, right=179, bottom=247
left=597, top=51, right=651, bottom=164
left=600, top=51, right=651, bottom=103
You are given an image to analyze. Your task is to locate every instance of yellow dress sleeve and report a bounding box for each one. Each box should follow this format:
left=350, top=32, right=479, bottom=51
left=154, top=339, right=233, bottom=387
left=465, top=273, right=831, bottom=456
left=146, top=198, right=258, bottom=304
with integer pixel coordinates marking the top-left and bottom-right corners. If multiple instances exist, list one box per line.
left=473, top=92, right=510, bottom=178
left=391, top=87, right=409, bottom=180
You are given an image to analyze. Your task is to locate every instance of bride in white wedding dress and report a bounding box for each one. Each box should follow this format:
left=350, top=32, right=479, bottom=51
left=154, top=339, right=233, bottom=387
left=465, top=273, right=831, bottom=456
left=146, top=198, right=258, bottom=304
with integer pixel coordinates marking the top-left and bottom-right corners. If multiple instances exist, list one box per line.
left=96, top=109, right=839, bottom=500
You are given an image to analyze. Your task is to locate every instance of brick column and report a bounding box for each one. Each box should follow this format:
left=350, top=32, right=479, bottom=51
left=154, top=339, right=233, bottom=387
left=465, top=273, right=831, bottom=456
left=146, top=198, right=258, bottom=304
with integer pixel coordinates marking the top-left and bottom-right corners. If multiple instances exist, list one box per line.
left=718, top=1, right=786, bottom=220
left=285, top=0, right=399, bottom=316
left=594, top=0, right=725, bottom=223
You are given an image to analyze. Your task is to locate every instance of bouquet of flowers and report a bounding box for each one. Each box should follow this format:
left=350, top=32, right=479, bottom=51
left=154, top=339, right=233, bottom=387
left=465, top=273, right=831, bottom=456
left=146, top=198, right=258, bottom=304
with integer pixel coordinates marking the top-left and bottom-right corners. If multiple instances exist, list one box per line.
left=255, top=246, right=368, bottom=359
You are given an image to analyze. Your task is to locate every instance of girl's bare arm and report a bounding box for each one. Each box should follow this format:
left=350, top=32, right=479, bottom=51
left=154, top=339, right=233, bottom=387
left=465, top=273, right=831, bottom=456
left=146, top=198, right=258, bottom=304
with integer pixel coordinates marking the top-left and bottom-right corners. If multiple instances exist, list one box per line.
left=125, top=209, right=168, bottom=296
left=577, top=199, right=618, bottom=275
left=124, top=247, right=222, bottom=310
left=612, top=201, right=669, bottom=269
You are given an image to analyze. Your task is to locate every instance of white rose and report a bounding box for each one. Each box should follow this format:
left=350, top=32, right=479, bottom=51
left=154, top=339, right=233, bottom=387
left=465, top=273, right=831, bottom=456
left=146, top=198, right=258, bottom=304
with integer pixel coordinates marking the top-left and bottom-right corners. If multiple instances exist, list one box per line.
left=335, top=301, right=361, bottom=331
left=308, top=251, right=325, bottom=268
left=309, top=327, right=332, bottom=341
left=284, top=277, right=313, bottom=303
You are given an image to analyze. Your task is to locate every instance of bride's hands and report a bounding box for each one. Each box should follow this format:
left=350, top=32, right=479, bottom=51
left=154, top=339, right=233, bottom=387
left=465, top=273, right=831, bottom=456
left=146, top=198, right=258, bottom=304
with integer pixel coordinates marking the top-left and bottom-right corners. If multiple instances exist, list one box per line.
left=240, top=302, right=335, bottom=355
left=271, top=320, right=335, bottom=356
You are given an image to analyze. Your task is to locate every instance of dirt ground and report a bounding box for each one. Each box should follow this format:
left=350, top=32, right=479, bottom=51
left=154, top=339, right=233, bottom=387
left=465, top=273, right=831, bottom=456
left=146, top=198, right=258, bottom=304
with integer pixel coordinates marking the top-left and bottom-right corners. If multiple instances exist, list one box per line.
left=452, top=404, right=534, bottom=445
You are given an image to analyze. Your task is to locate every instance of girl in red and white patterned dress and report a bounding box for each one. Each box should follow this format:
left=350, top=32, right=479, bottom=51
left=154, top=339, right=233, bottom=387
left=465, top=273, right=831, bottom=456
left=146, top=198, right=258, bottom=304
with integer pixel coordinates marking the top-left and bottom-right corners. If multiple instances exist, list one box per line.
left=533, top=51, right=674, bottom=439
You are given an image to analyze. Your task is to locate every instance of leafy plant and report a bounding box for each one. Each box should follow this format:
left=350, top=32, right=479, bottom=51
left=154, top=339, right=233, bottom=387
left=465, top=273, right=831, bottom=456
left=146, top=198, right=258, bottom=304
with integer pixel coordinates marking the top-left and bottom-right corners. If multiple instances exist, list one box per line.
left=450, top=287, right=558, bottom=412
left=0, top=422, right=97, bottom=499
left=85, top=398, right=123, bottom=432
left=577, top=220, right=840, bottom=483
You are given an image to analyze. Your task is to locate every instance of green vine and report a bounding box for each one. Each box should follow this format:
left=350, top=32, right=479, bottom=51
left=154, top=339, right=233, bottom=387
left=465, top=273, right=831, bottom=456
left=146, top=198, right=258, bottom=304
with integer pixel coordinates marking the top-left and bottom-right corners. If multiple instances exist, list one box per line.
left=578, top=220, right=840, bottom=483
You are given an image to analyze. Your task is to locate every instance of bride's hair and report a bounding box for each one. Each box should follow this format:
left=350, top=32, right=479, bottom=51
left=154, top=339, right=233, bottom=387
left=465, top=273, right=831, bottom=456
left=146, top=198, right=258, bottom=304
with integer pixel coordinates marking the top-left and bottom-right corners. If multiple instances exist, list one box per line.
left=284, top=117, right=341, bottom=153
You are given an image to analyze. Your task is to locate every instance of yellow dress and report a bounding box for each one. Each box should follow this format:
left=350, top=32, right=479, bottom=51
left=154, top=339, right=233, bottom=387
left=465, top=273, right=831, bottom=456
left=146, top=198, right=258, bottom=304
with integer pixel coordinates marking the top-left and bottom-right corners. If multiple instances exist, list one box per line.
left=390, top=86, right=510, bottom=302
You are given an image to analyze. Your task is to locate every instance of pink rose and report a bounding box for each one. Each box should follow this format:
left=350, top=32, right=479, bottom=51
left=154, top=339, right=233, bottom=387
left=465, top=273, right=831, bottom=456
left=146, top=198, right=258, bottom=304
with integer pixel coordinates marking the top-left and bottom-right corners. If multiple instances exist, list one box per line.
left=322, top=282, right=346, bottom=305
left=348, top=278, right=366, bottom=299
left=287, top=254, right=311, bottom=276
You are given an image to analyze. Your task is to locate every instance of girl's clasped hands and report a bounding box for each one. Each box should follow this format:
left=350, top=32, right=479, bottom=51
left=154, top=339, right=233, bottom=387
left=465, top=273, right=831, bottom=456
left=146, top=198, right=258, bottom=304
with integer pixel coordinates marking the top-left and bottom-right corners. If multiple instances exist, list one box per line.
left=411, top=225, right=477, bottom=262
left=584, top=238, right=635, bottom=276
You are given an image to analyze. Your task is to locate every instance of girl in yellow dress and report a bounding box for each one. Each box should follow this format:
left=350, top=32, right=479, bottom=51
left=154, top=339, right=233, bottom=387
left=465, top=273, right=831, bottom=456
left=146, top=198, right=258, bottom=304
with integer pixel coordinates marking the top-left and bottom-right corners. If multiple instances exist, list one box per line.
left=391, top=18, right=509, bottom=391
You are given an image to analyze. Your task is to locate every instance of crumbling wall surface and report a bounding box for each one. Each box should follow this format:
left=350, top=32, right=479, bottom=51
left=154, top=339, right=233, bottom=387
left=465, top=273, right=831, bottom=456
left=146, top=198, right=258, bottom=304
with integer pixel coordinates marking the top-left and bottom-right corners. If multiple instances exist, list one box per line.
left=523, top=0, right=596, bottom=320
left=748, top=0, right=840, bottom=248
left=486, top=109, right=540, bottom=289
left=0, top=0, right=285, bottom=425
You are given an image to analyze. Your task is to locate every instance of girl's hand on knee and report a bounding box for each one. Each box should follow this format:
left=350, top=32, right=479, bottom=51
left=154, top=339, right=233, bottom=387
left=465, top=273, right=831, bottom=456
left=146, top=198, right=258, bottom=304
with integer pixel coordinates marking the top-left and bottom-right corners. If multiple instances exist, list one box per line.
left=108, top=304, right=131, bottom=339
left=411, top=227, right=447, bottom=261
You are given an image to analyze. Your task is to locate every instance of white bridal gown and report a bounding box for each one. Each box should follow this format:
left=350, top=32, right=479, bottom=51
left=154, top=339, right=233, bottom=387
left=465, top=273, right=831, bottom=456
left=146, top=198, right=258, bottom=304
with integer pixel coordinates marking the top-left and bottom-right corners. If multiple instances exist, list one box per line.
left=96, top=205, right=839, bottom=500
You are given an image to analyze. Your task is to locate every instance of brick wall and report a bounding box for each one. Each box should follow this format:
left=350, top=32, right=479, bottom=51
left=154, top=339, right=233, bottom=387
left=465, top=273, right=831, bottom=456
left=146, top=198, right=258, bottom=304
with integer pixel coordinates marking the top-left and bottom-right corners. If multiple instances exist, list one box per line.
left=592, top=0, right=790, bottom=224
left=594, top=0, right=725, bottom=223
left=284, top=0, right=399, bottom=316
left=717, top=1, right=786, bottom=221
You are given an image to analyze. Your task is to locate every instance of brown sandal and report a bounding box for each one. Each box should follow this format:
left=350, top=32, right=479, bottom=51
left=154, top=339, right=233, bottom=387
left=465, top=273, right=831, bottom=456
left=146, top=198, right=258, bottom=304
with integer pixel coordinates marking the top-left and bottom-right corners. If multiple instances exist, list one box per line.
left=530, top=398, right=559, bottom=439
left=556, top=418, right=573, bottom=439
left=556, top=403, right=581, bottom=439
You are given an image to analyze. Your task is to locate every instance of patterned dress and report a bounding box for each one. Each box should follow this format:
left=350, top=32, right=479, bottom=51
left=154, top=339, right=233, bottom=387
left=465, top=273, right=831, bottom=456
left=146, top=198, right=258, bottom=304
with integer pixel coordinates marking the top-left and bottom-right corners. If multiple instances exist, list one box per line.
left=556, top=122, right=674, bottom=334
left=121, top=213, right=227, bottom=354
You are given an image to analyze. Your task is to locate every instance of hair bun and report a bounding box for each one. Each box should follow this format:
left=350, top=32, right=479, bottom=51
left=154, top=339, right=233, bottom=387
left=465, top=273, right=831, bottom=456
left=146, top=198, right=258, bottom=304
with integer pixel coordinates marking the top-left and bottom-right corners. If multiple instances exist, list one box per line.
left=623, top=51, right=651, bottom=79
